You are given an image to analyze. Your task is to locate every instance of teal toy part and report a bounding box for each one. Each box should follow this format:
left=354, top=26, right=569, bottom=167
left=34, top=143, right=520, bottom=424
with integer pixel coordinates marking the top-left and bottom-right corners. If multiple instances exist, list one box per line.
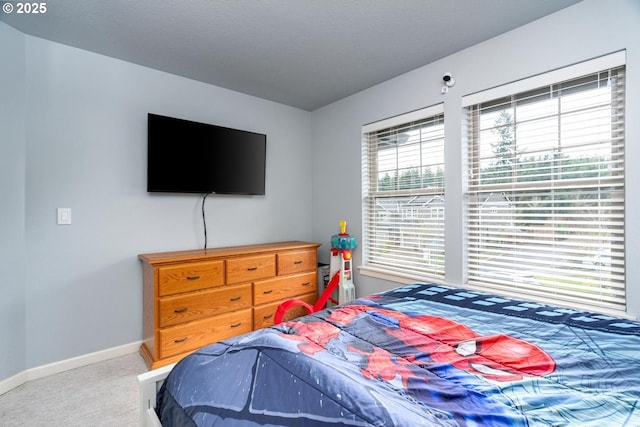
left=331, top=234, right=357, bottom=250
left=331, top=220, right=357, bottom=250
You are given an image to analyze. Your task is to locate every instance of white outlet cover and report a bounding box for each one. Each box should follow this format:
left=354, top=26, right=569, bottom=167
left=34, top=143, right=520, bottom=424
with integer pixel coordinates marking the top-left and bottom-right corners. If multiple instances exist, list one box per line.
left=57, top=208, right=72, bottom=225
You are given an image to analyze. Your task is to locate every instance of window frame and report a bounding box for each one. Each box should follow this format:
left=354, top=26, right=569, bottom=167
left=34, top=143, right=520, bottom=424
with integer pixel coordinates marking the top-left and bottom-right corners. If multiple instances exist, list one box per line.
left=462, top=52, right=626, bottom=316
left=361, top=104, right=446, bottom=282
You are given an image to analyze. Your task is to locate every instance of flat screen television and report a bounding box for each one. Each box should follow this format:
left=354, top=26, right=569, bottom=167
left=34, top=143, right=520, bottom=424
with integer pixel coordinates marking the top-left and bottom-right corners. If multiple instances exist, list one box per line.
left=147, top=113, right=266, bottom=195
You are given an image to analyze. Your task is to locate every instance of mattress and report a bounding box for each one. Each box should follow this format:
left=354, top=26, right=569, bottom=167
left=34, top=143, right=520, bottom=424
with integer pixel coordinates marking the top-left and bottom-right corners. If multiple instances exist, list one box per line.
left=156, top=283, right=640, bottom=426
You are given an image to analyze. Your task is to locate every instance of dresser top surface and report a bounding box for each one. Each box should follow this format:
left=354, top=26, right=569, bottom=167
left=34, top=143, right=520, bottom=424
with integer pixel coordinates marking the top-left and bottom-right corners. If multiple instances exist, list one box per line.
left=139, top=241, right=321, bottom=265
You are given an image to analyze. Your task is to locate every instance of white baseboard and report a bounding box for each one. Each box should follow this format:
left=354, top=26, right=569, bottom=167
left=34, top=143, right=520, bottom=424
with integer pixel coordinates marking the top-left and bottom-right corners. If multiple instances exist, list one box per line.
left=0, top=370, right=29, bottom=397
left=0, top=341, right=142, bottom=396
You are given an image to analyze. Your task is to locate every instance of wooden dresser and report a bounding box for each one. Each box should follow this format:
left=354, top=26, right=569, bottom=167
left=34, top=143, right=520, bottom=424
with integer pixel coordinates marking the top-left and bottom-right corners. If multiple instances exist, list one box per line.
left=139, top=241, right=321, bottom=369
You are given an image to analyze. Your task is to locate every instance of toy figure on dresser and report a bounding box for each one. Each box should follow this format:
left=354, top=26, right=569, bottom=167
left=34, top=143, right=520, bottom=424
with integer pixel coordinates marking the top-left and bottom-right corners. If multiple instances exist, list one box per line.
left=330, top=220, right=357, bottom=305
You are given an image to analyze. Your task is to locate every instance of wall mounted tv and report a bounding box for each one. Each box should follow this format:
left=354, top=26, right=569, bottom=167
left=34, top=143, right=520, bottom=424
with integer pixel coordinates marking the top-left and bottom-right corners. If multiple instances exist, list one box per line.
left=147, top=113, right=266, bottom=195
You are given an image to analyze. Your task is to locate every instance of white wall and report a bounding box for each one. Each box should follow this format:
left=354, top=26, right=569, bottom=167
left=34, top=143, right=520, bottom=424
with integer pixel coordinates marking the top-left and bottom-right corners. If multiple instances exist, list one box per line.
left=0, top=23, right=27, bottom=380
left=310, top=0, right=640, bottom=318
left=8, top=33, right=313, bottom=371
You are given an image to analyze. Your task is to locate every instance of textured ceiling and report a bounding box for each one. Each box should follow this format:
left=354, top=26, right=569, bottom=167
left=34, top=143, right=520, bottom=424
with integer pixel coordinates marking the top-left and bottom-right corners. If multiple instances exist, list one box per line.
left=1, top=0, right=581, bottom=110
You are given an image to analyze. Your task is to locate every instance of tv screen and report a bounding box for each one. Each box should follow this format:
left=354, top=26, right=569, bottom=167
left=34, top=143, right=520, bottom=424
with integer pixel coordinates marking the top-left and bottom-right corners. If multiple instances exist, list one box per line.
left=147, top=114, right=266, bottom=195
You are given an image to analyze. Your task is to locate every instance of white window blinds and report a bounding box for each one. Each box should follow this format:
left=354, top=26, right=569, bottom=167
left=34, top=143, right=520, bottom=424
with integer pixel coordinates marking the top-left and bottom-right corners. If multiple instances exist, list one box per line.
left=362, top=105, right=445, bottom=280
left=463, top=53, right=626, bottom=315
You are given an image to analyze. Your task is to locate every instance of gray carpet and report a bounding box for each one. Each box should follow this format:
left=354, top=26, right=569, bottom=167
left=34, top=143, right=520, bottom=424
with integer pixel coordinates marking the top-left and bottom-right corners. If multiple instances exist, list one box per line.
left=0, top=353, right=148, bottom=426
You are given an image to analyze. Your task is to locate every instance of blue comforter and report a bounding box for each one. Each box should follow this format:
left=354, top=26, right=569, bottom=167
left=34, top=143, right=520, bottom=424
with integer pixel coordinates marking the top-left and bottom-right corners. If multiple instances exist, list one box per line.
left=157, top=284, right=640, bottom=426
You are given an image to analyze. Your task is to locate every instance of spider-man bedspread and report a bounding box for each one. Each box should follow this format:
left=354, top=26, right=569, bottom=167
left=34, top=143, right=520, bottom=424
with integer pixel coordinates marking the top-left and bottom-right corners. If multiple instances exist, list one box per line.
left=156, top=284, right=640, bottom=426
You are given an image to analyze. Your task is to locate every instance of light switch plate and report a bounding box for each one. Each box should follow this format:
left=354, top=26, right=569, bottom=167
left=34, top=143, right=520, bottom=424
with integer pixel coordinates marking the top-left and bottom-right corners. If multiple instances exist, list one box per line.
left=57, top=208, right=72, bottom=225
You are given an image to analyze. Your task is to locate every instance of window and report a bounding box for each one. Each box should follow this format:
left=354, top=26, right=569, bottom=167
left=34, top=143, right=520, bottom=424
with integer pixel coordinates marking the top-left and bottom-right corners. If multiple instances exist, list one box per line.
left=463, top=52, right=626, bottom=314
left=362, top=105, right=445, bottom=280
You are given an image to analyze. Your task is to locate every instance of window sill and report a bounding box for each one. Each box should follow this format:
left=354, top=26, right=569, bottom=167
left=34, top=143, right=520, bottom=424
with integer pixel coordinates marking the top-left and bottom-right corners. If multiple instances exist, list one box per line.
left=358, top=265, right=449, bottom=287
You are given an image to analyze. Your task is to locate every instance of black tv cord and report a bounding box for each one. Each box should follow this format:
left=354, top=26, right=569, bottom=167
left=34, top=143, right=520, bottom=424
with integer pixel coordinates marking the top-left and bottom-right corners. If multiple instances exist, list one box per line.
left=201, top=192, right=210, bottom=249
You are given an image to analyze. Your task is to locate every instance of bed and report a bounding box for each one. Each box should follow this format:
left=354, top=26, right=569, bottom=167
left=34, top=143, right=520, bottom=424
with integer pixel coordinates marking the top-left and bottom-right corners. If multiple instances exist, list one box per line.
left=139, top=283, right=640, bottom=426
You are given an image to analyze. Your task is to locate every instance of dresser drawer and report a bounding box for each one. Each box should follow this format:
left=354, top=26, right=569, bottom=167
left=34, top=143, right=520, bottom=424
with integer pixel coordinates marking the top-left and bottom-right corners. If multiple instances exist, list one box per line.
left=253, top=292, right=317, bottom=329
left=226, top=254, right=276, bottom=284
left=277, top=249, right=317, bottom=276
left=159, top=308, right=252, bottom=359
left=253, top=271, right=317, bottom=305
left=158, top=284, right=252, bottom=328
left=158, top=260, right=224, bottom=296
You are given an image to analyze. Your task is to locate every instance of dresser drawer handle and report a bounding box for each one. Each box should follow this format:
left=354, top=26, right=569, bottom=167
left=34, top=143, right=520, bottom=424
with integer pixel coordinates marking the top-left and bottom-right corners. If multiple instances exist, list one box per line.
left=186, top=275, right=201, bottom=280
left=301, top=282, right=311, bottom=286
left=230, top=296, right=241, bottom=302
left=263, top=314, right=273, bottom=319
left=174, top=308, right=188, bottom=313
left=247, top=267, right=258, bottom=271
left=174, top=337, right=188, bottom=343
left=263, top=290, right=273, bottom=294
left=230, top=322, right=242, bottom=328
left=294, top=260, right=303, bottom=265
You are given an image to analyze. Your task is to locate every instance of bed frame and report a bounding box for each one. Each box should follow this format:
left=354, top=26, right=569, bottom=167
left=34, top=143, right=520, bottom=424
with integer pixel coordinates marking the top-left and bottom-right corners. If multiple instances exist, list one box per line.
left=138, top=364, right=175, bottom=427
